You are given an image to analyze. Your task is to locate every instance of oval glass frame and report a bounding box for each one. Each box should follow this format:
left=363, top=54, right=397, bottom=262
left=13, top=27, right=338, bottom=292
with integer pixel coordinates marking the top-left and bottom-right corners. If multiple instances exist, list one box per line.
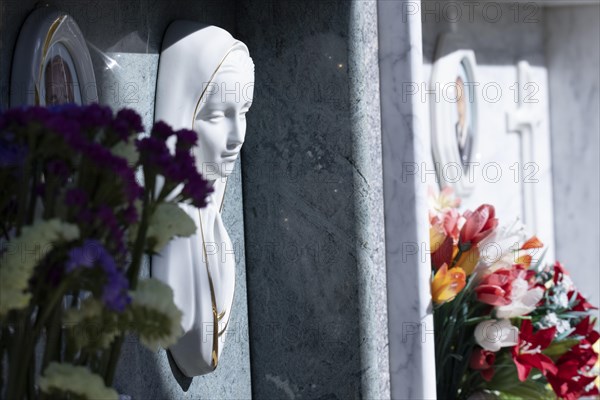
left=10, top=7, right=97, bottom=107
left=430, top=36, right=480, bottom=197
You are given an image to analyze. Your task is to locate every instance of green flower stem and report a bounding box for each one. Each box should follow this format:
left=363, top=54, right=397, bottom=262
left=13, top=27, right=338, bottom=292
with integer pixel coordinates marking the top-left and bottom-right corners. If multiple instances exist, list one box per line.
left=42, top=305, right=63, bottom=371
left=27, top=349, right=35, bottom=400
left=7, top=311, right=32, bottom=400
left=8, top=281, right=70, bottom=399
left=0, top=325, right=6, bottom=397
left=451, top=248, right=464, bottom=268
left=15, top=154, right=32, bottom=234
left=33, top=279, right=70, bottom=338
left=104, top=183, right=153, bottom=385
left=26, top=161, right=40, bottom=225
left=465, top=316, right=492, bottom=325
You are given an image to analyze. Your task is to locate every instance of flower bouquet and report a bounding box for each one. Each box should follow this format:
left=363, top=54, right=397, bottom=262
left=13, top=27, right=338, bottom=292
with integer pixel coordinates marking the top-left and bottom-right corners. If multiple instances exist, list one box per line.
left=0, top=104, right=211, bottom=399
left=429, top=188, right=600, bottom=399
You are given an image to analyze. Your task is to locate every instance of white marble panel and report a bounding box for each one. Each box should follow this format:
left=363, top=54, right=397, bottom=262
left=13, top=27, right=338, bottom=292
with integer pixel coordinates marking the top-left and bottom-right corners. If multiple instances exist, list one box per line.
left=545, top=5, right=600, bottom=308
left=378, top=1, right=437, bottom=398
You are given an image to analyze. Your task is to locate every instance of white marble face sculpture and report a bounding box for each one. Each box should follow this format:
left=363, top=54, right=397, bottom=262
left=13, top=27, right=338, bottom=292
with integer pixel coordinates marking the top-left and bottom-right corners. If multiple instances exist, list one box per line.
left=152, top=21, right=254, bottom=377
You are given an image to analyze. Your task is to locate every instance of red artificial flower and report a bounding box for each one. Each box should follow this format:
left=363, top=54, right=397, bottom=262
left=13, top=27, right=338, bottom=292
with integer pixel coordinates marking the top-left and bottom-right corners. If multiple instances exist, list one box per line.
left=511, top=320, right=558, bottom=381
left=442, top=208, right=462, bottom=241
left=570, top=291, right=598, bottom=312
left=547, top=360, right=598, bottom=400
left=553, top=261, right=570, bottom=285
left=573, top=316, right=600, bottom=344
left=470, top=347, right=496, bottom=382
left=546, top=326, right=599, bottom=400
left=432, top=235, right=454, bottom=271
left=475, top=268, right=516, bottom=306
left=545, top=306, right=600, bottom=399
left=459, top=204, right=498, bottom=248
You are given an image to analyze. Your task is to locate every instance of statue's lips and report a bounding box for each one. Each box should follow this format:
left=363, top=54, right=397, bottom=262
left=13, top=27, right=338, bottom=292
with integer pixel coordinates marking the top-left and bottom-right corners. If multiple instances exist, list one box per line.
left=221, top=152, right=239, bottom=160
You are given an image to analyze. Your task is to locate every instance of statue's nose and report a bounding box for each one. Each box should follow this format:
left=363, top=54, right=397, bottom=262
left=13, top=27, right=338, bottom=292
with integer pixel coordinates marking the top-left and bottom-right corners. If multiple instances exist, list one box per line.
left=227, top=117, right=245, bottom=151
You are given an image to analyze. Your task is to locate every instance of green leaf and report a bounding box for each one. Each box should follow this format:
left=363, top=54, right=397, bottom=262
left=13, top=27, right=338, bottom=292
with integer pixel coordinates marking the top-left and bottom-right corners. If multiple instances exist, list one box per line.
left=542, top=339, right=579, bottom=358
left=496, top=380, right=554, bottom=400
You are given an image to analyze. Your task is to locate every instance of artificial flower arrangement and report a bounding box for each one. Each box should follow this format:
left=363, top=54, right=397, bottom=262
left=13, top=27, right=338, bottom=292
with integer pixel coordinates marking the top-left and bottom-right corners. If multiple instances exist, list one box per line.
left=429, top=187, right=600, bottom=399
left=0, top=104, right=212, bottom=399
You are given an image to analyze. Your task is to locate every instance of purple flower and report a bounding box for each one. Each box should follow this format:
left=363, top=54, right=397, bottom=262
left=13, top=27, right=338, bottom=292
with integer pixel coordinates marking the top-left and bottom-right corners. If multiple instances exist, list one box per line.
left=102, top=267, right=131, bottom=311
left=137, top=124, right=212, bottom=208
left=0, top=140, right=27, bottom=167
left=97, top=206, right=127, bottom=256
left=65, top=240, right=102, bottom=272
left=176, top=129, right=198, bottom=147
left=81, top=141, right=142, bottom=202
left=64, top=239, right=130, bottom=312
left=151, top=121, right=174, bottom=140
left=182, top=176, right=213, bottom=208
left=113, top=108, right=144, bottom=137
left=46, top=159, right=70, bottom=179
left=80, top=103, right=113, bottom=129
left=122, top=204, right=139, bottom=224
left=65, top=188, right=89, bottom=207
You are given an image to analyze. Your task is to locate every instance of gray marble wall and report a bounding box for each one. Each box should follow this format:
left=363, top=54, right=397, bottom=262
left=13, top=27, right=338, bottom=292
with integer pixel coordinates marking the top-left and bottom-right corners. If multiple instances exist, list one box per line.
left=237, top=1, right=390, bottom=398
left=0, top=1, right=252, bottom=398
left=545, top=5, right=600, bottom=308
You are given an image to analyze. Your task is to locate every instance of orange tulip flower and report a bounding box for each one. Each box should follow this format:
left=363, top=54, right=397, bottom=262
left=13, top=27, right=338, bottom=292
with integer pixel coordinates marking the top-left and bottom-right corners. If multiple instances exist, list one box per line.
left=431, top=263, right=466, bottom=304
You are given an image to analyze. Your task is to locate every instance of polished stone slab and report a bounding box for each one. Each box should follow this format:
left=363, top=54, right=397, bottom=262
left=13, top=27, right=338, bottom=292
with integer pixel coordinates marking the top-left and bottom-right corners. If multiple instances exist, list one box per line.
left=238, top=1, right=390, bottom=398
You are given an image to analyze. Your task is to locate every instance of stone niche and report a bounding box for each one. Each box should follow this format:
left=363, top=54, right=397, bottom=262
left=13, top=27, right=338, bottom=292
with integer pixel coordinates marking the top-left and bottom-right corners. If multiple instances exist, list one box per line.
left=420, top=0, right=599, bottom=309
left=1, top=1, right=251, bottom=399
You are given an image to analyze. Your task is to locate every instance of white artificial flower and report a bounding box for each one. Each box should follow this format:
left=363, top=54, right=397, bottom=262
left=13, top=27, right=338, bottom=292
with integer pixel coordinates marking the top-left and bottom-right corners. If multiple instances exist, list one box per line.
left=39, top=362, right=118, bottom=400
left=538, top=312, right=559, bottom=328
left=537, top=312, right=571, bottom=334
left=553, top=292, right=570, bottom=309
left=474, top=319, right=519, bottom=352
left=495, top=278, right=544, bottom=319
left=475, top=219, right=526, bottom=272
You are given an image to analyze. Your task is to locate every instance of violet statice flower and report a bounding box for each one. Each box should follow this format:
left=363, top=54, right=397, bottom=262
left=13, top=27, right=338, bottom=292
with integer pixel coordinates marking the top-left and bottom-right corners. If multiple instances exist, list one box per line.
left=0, top=139, right=27, bottom=168
left=175, top=129, right=198, bottom=148
left=111, top=108, right=144, bottom=140
left=45, top=159, right=70, bottom=180
left=80, top=103, right=113, bottom=129
left=0, top=106, right=50, bottom=130
left=137, top=131, right=212, bottom=208
left=65, top=240, right=100, bottom=272
left=64, top=239, right=130, bottom=312
left=122, top=204, right=139, bottom=224
left=45, top=114, right=85, bottom=150
left=97, top=206, right=127, bottom=256
left=151, top=121, right=174, bottom=140
left=65, top=188, right=89, bottom=207
left=181, top=175, right=212, bottom=208
left=82, top=141, right=143, bottom=202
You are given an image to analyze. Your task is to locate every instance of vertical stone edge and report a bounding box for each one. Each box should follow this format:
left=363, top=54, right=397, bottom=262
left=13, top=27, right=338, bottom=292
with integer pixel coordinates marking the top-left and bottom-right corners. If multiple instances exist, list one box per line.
left=377, top=1, right=437, bottom=399
left=348, top=1, right=391, bottom=399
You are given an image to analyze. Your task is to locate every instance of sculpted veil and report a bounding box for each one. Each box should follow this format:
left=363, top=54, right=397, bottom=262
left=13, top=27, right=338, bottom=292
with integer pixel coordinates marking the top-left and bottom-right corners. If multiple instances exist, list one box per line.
left=152, top=21, right=254, bottom=377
